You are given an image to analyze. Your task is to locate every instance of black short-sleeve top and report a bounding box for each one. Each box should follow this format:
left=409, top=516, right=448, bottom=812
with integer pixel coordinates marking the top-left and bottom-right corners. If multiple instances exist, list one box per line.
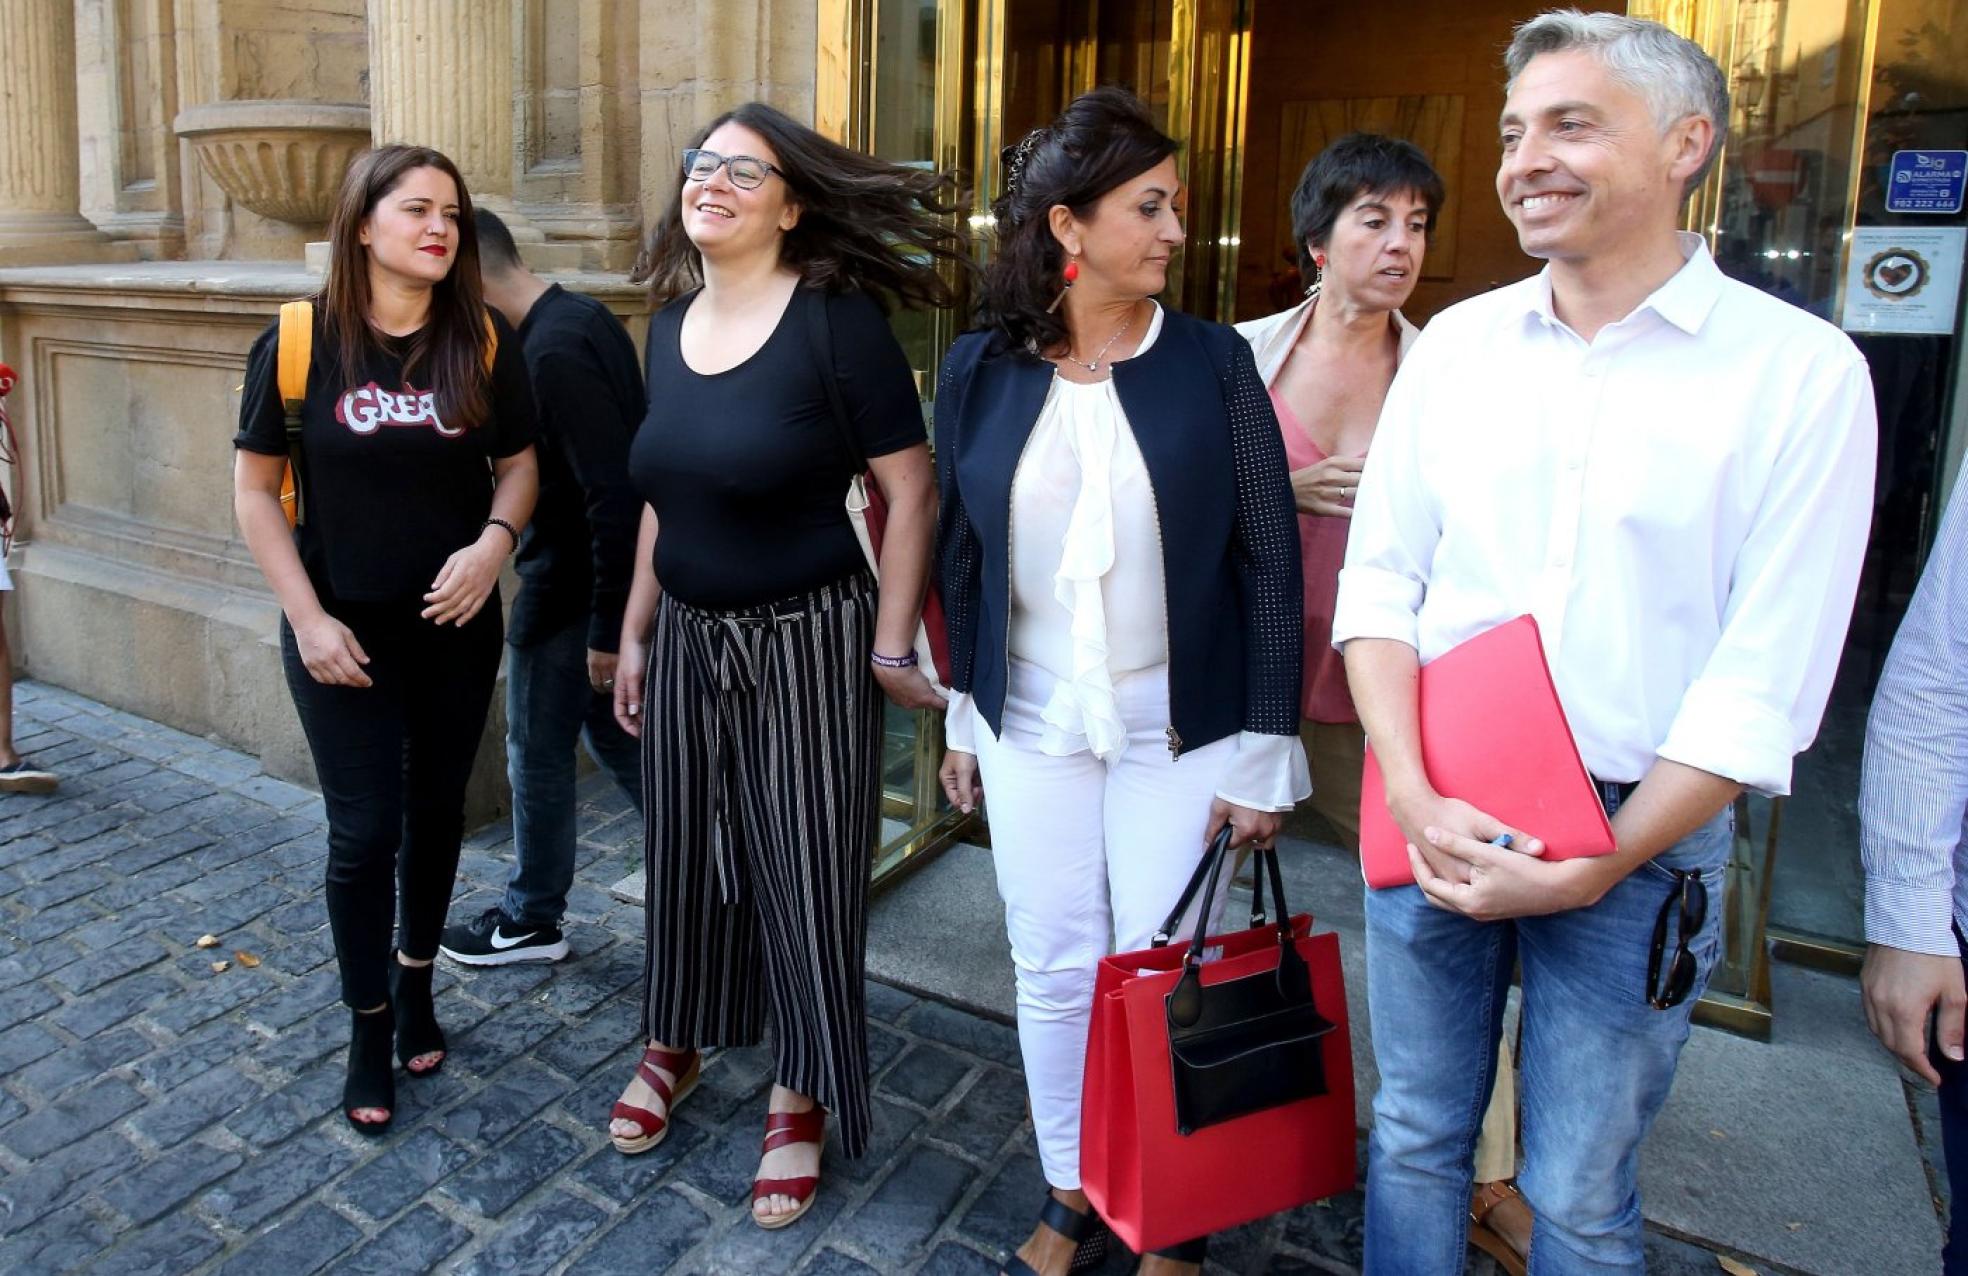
left=233, top=310, right=538, bottom=604
left=629, top=285, right=925, bottom=610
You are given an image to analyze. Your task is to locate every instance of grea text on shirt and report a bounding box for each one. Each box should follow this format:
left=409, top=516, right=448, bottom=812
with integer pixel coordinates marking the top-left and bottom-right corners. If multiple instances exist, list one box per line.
left=334, top=381, right=461, bottom=438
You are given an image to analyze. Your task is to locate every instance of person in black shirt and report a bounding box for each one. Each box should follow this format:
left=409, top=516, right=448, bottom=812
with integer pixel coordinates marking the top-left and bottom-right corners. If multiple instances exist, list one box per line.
left=436, top=210, right=644, bottom=968
left=233, top=146, right=538, bottom=1136
left=605, top=102, right=967, bottom=1231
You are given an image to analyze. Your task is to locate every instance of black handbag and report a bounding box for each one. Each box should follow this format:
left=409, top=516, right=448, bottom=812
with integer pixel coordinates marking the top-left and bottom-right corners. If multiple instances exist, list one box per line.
left=1153, top=828, right=1337, bottom=1135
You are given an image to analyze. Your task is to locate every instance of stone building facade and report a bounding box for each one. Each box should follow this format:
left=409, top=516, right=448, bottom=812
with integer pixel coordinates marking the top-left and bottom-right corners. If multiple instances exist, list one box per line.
left=0, top=2, right=827, bottom=796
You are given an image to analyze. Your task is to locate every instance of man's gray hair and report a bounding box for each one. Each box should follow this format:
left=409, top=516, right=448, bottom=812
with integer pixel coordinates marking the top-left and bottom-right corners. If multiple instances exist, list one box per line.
left=1505, top=10, right=1730, bottom=192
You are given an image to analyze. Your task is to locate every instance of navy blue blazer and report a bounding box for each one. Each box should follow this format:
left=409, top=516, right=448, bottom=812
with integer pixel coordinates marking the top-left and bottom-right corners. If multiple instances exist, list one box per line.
left=934, top=308, right=1303, bottom=759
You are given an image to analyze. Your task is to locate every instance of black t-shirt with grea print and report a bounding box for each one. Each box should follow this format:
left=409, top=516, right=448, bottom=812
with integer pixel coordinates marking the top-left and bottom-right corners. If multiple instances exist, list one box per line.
left=234, top=309, right=537, bottom=604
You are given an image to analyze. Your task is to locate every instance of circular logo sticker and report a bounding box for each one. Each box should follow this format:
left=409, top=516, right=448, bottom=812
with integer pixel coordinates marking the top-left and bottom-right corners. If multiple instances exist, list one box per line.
left=1863, top=248, right=1929, bottom=300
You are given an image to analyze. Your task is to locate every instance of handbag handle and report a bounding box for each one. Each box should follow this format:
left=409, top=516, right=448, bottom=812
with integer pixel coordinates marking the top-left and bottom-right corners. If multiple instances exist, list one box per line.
left=804, top=288, right=867, bottom=472
left=1164, top=833, right=1307, bottom=1030
left=1150, top=827, right=1276, bottom=949
left=1184, top=833, right=1295, bottom=970
left=1149, top=826, right=1296, bottom=958
left=1150, top=828, right=1230, bottom=948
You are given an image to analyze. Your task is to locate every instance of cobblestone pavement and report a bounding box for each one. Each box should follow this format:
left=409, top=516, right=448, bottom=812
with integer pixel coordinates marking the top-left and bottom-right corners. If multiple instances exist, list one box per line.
left=0, top=681, right=1753, bottom=1275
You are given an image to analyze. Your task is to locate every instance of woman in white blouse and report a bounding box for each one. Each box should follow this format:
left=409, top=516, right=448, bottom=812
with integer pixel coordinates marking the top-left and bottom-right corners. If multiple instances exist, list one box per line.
left=934, top=88, right=1307, bottom=1276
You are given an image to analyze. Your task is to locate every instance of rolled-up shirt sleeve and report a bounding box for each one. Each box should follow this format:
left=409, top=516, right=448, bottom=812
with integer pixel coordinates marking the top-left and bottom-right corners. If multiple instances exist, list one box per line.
left=1655, top=351, right=1876, bottom=795
left=1860, top=474, right=1968, bottom=955
left=1331, top=335, right=1439, bottom=653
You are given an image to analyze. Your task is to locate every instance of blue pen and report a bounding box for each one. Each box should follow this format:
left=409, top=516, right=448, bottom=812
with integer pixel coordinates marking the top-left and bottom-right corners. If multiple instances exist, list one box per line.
left=1490, top=833, right=1515, bottom=850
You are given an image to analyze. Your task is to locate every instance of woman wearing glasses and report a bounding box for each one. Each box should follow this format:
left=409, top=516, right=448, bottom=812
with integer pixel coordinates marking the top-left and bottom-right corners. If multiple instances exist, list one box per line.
left=606, top=102, right=965, bottom=1231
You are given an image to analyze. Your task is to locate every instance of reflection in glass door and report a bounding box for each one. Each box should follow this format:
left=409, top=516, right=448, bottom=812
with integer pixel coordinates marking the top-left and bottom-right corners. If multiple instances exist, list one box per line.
left=820, top=0, right=981, bottom=889
left=1640, top=0, right=1968, bottom=1030
left=1767, top=0, right=1968, bottom=968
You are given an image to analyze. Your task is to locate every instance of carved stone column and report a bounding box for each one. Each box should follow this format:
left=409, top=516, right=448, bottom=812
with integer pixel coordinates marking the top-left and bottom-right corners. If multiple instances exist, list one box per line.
left=367, top=0, right=575, bottom=267
left=0, top=0, right=131, bottom=265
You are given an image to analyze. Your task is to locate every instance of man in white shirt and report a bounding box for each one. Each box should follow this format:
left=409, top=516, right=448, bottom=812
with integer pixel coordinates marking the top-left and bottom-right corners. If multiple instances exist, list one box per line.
left=1859, top=475, right=1968, bottom=1275
left=1333, top=12, right=1876, bottom=1274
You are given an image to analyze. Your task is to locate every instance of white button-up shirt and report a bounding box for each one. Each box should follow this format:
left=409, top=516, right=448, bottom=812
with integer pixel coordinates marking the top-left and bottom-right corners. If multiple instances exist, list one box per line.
left=1333, top=234, right=1876, bottom=796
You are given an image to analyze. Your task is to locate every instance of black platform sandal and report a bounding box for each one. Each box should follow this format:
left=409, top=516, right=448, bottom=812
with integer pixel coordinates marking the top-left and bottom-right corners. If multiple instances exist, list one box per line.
left=1001, top=1192, right=1109, bottom=1276
left=390, top=959, right=446, bottom=1077
left=1134, top=1235, right=1207, bottom=1273
left=344, top=1003, right=395, bottom=1136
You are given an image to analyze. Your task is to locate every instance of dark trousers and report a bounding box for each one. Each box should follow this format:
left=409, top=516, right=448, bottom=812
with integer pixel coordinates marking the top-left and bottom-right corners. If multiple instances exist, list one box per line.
left=501, top=617, right=643, bottom=927
left=639, top=573, right=881, bottom=1157
left=282, top=596, right=503, bottom=1010
left=1942, top=930, right=1968, bottom=1275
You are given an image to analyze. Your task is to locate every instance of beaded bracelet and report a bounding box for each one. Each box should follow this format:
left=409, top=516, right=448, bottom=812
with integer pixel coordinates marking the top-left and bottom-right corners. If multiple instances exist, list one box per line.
left=483, top=517, right=520, bottom=551
left=869, top=649, right=918, bottom=669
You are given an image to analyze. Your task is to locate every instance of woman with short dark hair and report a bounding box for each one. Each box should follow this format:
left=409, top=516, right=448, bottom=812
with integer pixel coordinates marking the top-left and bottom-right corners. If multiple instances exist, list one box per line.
left=232, top=144, right=540, bottom=1135
left=607, top=101, right=964, bottom=1231
left=1237, top=134, right=1534, bottom=1276
left=937, top=86, right=1307, bottom=1276
left=1236, top=132, right=1443, bottom=853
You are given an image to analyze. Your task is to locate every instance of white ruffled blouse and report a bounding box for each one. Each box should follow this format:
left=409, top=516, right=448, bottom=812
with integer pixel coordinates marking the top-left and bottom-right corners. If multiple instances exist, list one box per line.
left=944, top=305, right=1310, bottom=811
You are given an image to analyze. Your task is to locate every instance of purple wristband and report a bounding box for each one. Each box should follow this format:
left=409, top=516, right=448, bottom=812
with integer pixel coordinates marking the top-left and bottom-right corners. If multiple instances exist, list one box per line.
left=869, top=649, right=918, bottom=670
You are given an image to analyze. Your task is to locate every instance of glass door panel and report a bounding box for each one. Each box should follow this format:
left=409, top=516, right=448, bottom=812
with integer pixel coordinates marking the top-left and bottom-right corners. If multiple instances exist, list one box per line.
left=1766, top=0, right=1967, bottom=960
left=829, top=0, right=982, bottom=887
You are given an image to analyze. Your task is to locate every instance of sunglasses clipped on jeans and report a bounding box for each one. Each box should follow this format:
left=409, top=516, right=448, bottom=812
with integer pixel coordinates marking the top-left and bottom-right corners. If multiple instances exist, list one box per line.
left=681, top=148, right=783, bottom=190
left=1646, top=868, right=1709, bottom=1010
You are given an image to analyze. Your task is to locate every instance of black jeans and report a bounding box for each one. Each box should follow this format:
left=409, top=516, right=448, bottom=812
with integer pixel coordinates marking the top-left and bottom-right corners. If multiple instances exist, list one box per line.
left=1942, top=929, right=1968, bottom=1276
left=282, top=595, right=503, bottom=1010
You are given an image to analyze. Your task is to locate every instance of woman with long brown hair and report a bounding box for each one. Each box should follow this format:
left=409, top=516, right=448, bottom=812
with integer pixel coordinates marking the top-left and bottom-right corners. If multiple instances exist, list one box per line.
left=232, top=144, right=539, bottom=1135
left=606, top=101, right=962, bottom=1230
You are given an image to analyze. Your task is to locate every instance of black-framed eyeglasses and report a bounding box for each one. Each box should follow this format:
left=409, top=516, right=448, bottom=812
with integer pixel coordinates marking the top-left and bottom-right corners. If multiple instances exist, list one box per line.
left=1646, top=868, right=1709, bottom=1011
left=681, top=149, right=782, bottom=190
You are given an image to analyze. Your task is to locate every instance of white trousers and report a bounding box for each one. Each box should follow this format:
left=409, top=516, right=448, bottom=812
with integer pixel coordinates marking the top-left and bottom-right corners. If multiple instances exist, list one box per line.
left=972, top=661, right=1236, bottom=1188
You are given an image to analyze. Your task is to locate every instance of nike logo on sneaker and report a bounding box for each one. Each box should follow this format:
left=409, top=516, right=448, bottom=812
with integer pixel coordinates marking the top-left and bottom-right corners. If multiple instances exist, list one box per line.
left=489, top=927, right=540, bottom=950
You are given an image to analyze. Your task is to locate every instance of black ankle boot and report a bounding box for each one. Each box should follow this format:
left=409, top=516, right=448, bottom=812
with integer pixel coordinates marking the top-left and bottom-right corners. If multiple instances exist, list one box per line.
left=344, top=1004, right=395, bottom=1135
left=391, top=959, right=446, bottom=1077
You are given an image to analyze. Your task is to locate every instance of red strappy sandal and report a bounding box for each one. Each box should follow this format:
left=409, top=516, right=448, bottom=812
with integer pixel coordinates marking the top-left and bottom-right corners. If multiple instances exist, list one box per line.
left=751, top=1106, right=827, bottom=1230
left=609, top=1043, right=700, bottom=1155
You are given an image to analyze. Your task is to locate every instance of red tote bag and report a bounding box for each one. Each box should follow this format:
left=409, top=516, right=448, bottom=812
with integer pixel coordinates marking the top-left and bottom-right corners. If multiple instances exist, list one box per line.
left=1081, top=834, right=1356, bottom=1254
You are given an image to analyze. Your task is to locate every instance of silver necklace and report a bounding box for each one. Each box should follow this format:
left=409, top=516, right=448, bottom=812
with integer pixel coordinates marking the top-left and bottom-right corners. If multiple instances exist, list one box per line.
left=1057, top=311, right=1136, bottom=374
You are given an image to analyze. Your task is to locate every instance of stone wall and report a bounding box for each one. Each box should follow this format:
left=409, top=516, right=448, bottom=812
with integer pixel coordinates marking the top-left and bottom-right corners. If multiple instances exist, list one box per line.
left=0, top=263, right=650, bottom=810
left=0, top=0, right=825, bottom=809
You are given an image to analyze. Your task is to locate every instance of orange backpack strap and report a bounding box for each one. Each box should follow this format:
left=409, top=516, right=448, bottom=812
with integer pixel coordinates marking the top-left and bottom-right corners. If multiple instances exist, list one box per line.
left=276, top=301, right=313, bottom=527
left=482, top=311, right=498, bottom=373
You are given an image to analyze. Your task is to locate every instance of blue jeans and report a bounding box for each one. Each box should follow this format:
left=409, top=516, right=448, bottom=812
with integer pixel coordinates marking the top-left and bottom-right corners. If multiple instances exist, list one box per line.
left=1362, top=797, right=1732, bottom=1275
left=501, top=619, right=643, bottom=927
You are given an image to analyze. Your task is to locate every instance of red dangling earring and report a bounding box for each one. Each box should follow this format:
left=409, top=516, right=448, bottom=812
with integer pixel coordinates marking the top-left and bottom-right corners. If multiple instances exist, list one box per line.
left=1048, top=257, right=1079, bottom=313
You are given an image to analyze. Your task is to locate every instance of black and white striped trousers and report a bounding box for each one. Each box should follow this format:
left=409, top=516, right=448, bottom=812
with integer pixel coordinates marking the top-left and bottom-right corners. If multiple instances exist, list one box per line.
left=639, top=571, right=881, bottom=1157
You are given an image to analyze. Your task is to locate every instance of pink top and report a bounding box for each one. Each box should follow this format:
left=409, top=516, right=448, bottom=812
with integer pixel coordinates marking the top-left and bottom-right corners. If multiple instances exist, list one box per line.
left=1271, top=387, right=1360, bottom=724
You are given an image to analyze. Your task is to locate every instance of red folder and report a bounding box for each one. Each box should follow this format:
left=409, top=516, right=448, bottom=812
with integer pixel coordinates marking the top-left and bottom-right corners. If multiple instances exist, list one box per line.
left=1358, top=615, right=1616, bottom=889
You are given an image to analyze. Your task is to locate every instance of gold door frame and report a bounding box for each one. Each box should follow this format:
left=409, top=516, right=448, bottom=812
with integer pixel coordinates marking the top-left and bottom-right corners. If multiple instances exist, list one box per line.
left=1166, top=0, right=1254, bottom=319
left=818, top=0, right=984, bottom=891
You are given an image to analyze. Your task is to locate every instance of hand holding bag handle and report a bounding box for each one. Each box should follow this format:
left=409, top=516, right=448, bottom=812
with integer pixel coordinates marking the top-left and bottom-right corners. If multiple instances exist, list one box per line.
left=1150, top=828, right=1276, bottom=950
